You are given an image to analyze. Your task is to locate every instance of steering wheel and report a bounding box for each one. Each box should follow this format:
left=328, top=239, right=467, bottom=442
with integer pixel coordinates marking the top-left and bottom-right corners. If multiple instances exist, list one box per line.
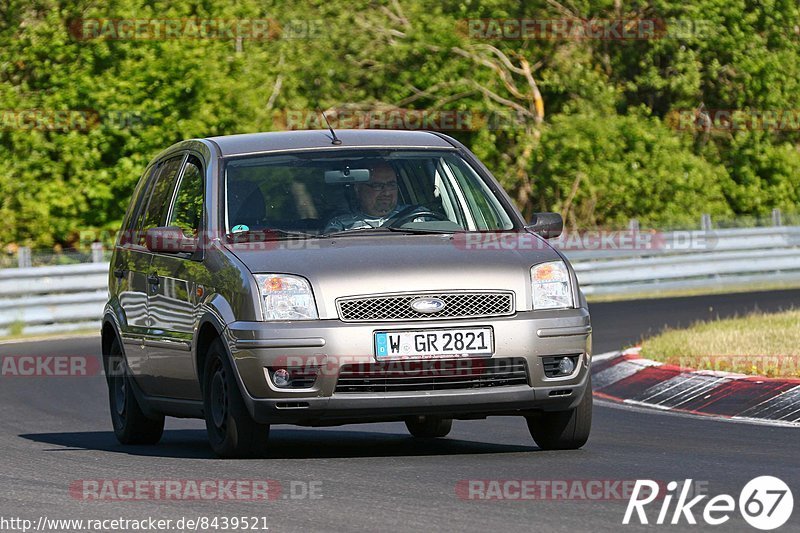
left=381, top=205, right=449, bottom=228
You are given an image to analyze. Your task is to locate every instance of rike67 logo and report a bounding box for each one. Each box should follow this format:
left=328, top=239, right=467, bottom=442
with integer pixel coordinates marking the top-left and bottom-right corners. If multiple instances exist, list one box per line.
left=624, top=477, right=794, bottom=530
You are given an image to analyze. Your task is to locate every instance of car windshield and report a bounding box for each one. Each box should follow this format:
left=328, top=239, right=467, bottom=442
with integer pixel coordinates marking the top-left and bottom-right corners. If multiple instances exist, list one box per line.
left=223, top=149, right=515, bottom=238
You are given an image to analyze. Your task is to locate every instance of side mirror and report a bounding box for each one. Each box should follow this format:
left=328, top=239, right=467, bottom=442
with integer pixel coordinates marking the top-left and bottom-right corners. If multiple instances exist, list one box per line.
left=145, top=226, right=198, bottom=253
left=526, top=212, right=563, bottom=239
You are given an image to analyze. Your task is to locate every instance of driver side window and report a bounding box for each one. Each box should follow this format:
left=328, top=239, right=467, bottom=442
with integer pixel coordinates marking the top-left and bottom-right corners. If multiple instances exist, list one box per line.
left=168, top=157, right=204, bottom=238
left=133, top=155, right=184, bottom=246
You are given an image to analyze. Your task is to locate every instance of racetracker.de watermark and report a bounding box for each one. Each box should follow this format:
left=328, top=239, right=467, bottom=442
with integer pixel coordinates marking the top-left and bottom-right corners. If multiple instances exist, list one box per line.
left=69, top=479, right=323, bottom=501
left=678, top=355, right=800, bottom=377
left=670, top=109, right=800, bottom=132
left=68, top=18, right=322, bottom=41
left=0, top=109, right=151, bottom=131
left=79, top=229, right=718, bottom=253
left=452, top=230, right=716, bottom=252
left=268, top=355, right=506, bottom=376
left=128, top=228, right=323, bottom=252
left=456, top=479, right=708, bottom=501
left=461, top=18, right=713, bottom=40
left=273, top=108, right=535, bottom=131
left=1, top=356, right=101, bottom=377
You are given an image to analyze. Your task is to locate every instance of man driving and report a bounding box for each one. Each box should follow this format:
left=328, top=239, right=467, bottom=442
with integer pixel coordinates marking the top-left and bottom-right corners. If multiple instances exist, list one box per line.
left=325, top=162, right=413, bottom=232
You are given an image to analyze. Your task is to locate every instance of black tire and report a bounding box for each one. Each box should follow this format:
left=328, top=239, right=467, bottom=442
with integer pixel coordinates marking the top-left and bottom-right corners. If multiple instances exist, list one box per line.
left=526, top=375, right=592, bottom=450
left=106, top=337, right=165, bottom=445
left=405, top=416, right=453, bottom=438
left=203, top=339, right=270, bottom=458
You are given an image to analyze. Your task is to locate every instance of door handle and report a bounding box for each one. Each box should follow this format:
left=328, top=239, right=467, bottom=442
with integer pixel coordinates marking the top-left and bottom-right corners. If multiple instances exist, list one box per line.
left=147, top=274, right=160, bottom=286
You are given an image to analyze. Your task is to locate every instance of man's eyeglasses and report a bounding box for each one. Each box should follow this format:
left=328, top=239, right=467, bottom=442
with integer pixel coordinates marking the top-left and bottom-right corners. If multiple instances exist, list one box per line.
left=362, top=182, right=399, bottom=192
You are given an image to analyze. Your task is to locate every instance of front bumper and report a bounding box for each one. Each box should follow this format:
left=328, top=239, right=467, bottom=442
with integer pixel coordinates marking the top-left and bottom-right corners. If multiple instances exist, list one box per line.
left=223, top=308, right=592, bottom=425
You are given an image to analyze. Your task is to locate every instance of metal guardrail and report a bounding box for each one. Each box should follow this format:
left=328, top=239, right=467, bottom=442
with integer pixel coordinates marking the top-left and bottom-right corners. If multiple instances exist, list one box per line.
left=1, top=226, right=799, bottom=336
left=563, top=226, right=800, bottom=295
left=0, top=263, right=108, bottom=336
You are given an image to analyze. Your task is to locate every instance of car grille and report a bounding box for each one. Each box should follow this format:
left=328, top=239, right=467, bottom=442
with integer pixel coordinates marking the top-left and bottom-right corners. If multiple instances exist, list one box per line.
left=334, top=357, right=529, bottom=393
left=336, top=292, right=515, bottom=322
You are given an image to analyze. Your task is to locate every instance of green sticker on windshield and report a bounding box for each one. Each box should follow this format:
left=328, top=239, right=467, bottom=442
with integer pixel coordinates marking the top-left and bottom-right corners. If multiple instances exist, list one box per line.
left=231, top=225, right=249, bottom=233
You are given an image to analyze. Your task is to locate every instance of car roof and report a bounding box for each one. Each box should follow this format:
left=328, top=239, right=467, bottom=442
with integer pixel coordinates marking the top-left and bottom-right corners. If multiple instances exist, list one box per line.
left=204, top=129, right=455, bottom=157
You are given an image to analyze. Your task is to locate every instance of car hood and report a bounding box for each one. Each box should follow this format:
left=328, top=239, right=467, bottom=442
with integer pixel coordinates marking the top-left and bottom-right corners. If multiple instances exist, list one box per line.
left=224, top=232, right=563, bottom=318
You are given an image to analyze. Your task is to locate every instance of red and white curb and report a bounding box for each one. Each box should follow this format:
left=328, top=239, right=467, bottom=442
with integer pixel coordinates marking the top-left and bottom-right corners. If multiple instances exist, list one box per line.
left=591, top=348, right=800, bottom=426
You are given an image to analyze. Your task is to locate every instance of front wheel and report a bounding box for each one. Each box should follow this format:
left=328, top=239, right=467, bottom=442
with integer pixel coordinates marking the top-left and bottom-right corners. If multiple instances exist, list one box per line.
left=526, top=376, right=592, bottom=450
left=203, top=339, right=270, bottom=458
left=107, top=338, right=164, bottom=445
left=405, top=416, right=453, bottom=438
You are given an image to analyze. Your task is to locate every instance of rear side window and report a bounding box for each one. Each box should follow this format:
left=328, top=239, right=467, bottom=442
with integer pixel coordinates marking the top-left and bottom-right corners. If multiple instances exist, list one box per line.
left=119, top=163, right=159, bottom=246
left=167, top=157, right=204, bottom=237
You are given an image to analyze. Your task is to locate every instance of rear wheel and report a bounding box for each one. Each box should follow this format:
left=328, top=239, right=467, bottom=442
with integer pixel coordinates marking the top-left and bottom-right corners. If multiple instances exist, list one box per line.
left=203, top=339, right=270, bottom=458
left=526, top=376, right=592, bottom=450
left=107, top=337, right=164, bottom=445
left=405, top=416, right=453, bottom=438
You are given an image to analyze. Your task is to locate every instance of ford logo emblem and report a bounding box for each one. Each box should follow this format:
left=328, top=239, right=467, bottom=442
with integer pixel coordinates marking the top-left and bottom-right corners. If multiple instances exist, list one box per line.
left=411, top=298, right=446, bottom=314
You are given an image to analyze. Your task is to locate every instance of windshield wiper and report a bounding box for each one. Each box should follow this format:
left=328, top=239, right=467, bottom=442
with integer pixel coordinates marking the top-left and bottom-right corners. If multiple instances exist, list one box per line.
left=384, top=226, right=458, bottom=235
left=320, top=227, right=390, bottom=237
left=321, top=226, right=457, bottom=237
left=227, top=229, right=319, bottom=242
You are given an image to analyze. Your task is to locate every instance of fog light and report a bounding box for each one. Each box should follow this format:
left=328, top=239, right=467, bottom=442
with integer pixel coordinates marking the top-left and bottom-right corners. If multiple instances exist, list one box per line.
left=558, top=357, right=575, bottom=375
left=273, top=368, right=291, bottom=387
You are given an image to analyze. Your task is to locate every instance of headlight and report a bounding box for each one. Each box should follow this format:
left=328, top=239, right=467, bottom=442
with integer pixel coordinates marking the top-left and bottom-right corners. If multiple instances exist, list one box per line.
left=254, top=274, right=318, bottom=320
left=531, top=261, right=574, bottom=310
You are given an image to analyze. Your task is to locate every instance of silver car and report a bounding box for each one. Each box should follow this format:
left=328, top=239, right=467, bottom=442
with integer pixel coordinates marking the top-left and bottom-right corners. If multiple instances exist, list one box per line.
left=102, top=129, right=592, bottom=457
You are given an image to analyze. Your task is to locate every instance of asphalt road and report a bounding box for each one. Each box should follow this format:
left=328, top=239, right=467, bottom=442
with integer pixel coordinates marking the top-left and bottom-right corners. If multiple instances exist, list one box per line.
left=1, top=290, right=798, bottom=532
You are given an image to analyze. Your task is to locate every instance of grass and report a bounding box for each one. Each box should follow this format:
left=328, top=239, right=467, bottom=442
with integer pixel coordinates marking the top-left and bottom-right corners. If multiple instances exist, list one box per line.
left=640, top=310, right=800, bottom=378
left=7, top=319, right=25, bottom=337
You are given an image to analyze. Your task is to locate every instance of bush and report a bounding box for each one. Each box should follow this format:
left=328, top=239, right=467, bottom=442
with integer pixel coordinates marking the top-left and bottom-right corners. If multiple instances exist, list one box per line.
left=531, top=111, right=734, bottom=229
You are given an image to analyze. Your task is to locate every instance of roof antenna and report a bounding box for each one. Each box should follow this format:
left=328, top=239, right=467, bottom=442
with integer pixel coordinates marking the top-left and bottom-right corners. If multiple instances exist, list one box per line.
left=319, top=108, right=342, bottom=145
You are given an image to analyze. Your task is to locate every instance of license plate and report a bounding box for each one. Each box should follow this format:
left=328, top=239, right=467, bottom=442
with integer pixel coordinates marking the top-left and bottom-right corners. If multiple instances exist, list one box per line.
left=374, top=327, right=493, bottom=359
